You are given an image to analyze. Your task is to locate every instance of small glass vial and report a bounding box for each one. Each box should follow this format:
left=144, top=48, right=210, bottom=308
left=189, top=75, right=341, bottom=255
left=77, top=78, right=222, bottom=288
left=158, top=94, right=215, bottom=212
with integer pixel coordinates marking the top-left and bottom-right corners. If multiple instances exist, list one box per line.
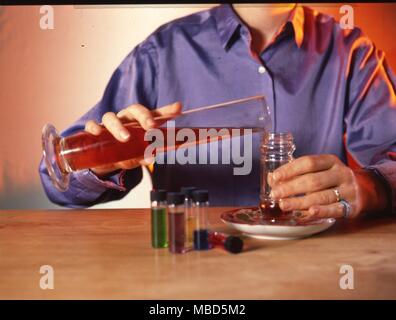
left=150, top=189, right=168, bottom=249
left=167, top=192, right=187, bottom=254
left=260, top=132, right=296, bottom=218
left=192, top=190, right=211, bottom=250
left=181, top=186, right=198, bottom=249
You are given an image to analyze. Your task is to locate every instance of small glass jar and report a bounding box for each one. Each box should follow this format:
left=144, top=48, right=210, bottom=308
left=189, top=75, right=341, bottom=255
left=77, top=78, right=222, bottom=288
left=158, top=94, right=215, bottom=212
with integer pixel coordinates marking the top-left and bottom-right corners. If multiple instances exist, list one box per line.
left=181, top=186, right=198, bottom=249
left=150, top=189, right=168, bottom=249
left=259, top=132, right=296, bottom=218
left=167, top=192, right=187, bottom=254
left=192, top=190, right=211, bottom=251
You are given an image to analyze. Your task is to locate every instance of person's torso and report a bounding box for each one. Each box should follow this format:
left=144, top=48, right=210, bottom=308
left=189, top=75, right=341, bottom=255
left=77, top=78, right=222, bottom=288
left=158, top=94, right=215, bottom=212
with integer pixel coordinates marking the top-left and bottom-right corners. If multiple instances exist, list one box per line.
left=144, top=5, right=354, bottom=206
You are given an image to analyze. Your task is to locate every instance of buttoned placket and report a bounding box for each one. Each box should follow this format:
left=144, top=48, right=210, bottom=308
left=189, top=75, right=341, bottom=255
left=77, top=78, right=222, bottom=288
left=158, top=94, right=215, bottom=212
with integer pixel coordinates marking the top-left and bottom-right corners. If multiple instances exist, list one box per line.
left=258, top=63, right=276, bottom=133
left=240, top=25, right=277, bottom=132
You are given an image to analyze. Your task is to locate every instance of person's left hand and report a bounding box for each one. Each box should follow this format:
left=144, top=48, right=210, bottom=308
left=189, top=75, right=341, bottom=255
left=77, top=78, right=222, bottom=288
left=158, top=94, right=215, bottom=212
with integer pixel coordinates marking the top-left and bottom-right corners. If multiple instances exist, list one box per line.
left=267, top=154, right=387, bottom=220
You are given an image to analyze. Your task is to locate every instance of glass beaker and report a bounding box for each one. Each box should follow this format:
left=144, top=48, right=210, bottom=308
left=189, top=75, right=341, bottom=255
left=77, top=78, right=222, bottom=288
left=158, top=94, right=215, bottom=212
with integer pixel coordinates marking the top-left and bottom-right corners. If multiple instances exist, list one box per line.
left=42, top=95, right=271, bottom=192
left=259, top=132, right=296, bottom=219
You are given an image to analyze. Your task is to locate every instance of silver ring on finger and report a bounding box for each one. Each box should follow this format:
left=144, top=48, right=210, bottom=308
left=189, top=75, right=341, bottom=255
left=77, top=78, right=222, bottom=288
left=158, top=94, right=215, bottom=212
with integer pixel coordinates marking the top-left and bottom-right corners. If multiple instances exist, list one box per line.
left=339, top=199, right=352, bottom=219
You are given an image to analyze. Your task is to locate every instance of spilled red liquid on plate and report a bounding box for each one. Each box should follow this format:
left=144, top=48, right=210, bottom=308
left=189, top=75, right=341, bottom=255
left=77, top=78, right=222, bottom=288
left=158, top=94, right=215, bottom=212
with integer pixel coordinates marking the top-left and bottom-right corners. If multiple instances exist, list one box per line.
left=221, top=207, right=329, bottom=226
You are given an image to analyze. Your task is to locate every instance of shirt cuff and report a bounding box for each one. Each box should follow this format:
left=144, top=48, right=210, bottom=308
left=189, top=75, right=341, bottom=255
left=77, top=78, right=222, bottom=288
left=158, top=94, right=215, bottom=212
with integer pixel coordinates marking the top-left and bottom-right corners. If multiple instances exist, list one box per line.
left=366, top=162, right=396, bottom=213
left=74, top=169, right=127, bottom=193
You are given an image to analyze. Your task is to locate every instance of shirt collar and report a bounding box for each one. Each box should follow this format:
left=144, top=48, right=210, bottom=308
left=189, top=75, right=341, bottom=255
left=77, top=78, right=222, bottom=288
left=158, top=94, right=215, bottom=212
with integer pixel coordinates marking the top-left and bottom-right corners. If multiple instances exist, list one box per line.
left=213, top=4, right=305, bottom=50
left=288, top=4, right=304, bottom=48
left=213, top=4, right=243, bottom=50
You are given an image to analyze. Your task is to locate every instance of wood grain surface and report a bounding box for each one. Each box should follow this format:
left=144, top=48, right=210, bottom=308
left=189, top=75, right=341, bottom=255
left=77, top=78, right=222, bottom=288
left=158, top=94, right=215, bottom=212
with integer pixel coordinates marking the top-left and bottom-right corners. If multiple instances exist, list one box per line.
left=0, top=208, right=395, bottom=299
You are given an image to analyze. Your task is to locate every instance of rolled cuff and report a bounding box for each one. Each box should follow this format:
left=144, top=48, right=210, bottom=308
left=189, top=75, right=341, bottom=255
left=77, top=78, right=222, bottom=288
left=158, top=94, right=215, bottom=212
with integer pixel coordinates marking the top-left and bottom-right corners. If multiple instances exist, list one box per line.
left=74, top=169, right=127, bottom=193
left=366, top=162, right=396, bottom=213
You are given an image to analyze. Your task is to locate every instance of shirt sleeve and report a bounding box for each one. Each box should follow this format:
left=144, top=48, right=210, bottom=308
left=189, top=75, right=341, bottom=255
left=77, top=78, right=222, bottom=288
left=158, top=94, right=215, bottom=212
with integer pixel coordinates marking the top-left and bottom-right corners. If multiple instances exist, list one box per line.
left=39, top=41, right=158, bottom=208
left=344, top=33, right=396, bottom=212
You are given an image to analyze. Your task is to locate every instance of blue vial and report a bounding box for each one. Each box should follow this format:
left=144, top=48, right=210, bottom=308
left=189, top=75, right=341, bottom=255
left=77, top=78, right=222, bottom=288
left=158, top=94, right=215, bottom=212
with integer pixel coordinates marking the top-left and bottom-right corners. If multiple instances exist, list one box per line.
left=192, top=190, right=211, bottom=250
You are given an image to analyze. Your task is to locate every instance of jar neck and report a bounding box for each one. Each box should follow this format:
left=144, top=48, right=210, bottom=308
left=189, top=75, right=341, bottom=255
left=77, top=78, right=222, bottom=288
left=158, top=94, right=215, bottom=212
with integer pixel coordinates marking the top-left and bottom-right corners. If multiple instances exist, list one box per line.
left=261, top=132, right=295, bottom=160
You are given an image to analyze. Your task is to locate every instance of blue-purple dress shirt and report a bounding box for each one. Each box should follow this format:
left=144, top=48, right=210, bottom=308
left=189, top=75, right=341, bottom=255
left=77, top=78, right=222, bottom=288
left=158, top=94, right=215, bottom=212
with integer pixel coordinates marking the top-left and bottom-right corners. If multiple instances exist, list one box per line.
left=39, top=4, right=396, bottom=209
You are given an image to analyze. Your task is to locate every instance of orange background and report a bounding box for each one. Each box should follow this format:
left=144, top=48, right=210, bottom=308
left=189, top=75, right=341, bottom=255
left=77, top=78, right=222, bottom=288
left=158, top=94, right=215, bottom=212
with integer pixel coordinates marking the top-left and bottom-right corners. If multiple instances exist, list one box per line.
left=0, top=4, right=395, bottom=209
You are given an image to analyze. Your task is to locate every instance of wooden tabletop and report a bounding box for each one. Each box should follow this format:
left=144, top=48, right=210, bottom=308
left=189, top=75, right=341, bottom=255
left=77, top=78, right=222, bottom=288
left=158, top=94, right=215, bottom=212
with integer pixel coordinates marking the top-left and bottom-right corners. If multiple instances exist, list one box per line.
left=0, top=208, right=395, bottom=299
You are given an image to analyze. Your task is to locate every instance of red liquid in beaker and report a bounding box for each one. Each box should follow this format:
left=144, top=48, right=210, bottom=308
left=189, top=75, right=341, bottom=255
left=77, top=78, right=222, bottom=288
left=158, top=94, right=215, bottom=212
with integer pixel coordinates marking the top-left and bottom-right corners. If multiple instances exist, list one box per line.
left=56, top=124, right=255, bottom=172
left=57, top=125, right=149, bottom=171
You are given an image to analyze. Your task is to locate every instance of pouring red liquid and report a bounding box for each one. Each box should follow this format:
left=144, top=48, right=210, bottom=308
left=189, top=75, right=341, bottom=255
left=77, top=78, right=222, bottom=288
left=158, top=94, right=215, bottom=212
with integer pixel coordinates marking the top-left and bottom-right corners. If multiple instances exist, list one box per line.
left=41, top=95, right=269, bottom=192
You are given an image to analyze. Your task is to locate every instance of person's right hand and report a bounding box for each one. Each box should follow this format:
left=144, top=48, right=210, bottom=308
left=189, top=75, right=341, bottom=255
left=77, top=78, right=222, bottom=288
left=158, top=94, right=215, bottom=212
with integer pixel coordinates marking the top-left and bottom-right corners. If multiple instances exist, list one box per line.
left=84, top=102, right=182, bottom=177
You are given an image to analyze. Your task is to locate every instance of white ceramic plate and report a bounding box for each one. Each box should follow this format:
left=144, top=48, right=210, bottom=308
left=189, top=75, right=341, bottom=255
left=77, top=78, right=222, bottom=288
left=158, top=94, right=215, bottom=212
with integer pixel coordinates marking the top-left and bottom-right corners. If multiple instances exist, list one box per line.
left=221, top=208, right=336, bottom=240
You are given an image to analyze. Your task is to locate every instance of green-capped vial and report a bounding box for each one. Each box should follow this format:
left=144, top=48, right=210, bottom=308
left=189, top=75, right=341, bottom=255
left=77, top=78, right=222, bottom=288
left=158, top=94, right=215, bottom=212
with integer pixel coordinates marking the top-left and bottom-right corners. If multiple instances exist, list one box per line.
left=151, top=189, right=168, bottom=248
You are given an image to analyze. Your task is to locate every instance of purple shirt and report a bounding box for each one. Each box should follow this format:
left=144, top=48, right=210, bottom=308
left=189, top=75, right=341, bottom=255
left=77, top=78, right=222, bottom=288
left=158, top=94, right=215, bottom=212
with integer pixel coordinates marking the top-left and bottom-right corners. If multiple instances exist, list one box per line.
left=39, top=4, right=396, bottom=209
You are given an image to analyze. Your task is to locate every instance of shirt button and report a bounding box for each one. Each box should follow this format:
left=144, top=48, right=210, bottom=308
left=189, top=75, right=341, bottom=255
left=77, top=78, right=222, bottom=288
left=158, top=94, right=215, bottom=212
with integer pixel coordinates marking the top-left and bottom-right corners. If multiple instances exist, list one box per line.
left=258, top=66, right=266, bottom=74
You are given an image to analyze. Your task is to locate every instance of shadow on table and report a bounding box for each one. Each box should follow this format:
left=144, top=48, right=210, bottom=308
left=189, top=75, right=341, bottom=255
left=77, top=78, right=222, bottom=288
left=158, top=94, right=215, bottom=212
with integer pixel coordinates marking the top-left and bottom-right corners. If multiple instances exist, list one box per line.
left=242, top=238, right=296, bottom=253
left=213, top=211, right=396, bottom=252
left=212, top=225, right=298, bottom=253
left=316, top=211, right=396, bottom=238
